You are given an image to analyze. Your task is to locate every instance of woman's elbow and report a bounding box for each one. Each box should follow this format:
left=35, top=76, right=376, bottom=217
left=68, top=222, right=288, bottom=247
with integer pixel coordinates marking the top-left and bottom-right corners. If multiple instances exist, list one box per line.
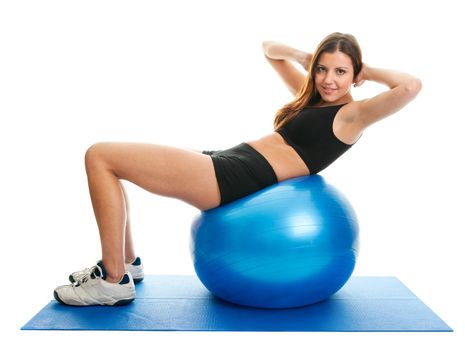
left=262, top=41, right=275, bottom=56
left=405, top=78, right=422, bottom=97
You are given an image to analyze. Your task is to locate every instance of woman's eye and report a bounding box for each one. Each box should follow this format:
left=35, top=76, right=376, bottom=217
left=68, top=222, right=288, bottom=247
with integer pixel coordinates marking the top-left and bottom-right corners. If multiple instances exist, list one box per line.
left=337, top=69, right=346, bottom=75
left=316, top=66, right=325, bottom=72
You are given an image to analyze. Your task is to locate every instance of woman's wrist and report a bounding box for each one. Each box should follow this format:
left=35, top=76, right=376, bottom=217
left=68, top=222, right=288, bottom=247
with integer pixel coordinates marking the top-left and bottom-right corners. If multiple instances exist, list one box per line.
left=263, top=41, right=312, bottom=70
left=295, top=51, right=313, bottom=71
left=362, top=64, right=373, bottom=81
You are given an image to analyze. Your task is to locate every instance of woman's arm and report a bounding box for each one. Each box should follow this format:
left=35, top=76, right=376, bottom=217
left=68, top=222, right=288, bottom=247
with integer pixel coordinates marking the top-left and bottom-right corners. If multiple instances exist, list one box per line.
left=355, top=64, right=420, bottom=89
left=262, top=41, right=312, bottom=96
left=352, top=64, right=422, bottom=129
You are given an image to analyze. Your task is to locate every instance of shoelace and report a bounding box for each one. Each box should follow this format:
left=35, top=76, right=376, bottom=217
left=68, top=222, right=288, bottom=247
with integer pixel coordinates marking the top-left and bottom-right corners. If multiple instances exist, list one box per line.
left=74, top=265, right=102, bottom=286
left=75, top=268, right=91, bottom=278
left=73, top=267, right=92, bottom=284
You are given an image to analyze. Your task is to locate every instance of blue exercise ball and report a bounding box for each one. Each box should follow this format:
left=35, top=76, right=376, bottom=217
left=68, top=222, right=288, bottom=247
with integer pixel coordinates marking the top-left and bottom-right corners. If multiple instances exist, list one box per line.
left=190, top=175, right=359, bottom=309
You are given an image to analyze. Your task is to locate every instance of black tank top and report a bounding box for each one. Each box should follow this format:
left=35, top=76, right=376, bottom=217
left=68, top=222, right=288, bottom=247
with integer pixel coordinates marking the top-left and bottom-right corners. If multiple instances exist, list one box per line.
left=276, top=103, right=360, bottom=174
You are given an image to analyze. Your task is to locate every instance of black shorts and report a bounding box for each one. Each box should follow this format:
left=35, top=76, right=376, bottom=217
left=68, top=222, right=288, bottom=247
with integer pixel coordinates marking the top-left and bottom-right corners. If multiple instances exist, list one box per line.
left=202, top=142, right=278, bottom=205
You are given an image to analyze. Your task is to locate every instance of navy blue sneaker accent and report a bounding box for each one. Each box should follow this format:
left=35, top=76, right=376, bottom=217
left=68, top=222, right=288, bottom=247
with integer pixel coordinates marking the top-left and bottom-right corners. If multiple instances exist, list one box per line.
left=119, top=273, right=131, bottom=285
left=54, top=290, right=65, bottom=305
left=95, top=261, right=107, bottom=280
left=132, top=257, right=142, bottom=266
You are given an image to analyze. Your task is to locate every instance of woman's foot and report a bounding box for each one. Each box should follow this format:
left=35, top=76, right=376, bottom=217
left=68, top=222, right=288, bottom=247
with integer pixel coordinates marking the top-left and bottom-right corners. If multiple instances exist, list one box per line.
left=69, top=257, right=144, bottom=284
left=54, top=261, right=136, bottom=306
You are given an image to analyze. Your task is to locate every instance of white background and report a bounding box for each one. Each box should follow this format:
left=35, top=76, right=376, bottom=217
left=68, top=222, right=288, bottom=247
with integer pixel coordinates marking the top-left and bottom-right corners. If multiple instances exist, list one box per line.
left=1, top=0, right=464, bottom=348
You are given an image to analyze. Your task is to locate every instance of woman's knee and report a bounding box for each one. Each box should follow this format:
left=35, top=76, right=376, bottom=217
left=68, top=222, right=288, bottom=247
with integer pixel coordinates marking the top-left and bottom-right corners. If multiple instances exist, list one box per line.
left=85, top=142, right=113, bottom=173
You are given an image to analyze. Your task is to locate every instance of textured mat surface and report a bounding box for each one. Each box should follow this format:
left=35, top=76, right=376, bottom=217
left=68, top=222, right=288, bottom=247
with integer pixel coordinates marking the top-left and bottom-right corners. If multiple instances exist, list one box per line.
left=22, top=275, right=452, bottom=332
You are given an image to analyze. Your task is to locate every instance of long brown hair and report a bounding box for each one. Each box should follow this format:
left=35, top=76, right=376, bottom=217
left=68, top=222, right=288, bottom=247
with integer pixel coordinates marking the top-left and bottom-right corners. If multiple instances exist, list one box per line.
left=273, top=32, right=363, bottom=130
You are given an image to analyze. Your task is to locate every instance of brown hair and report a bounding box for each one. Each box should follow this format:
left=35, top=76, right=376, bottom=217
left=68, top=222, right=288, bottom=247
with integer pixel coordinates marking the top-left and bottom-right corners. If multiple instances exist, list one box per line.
left=273, top=32, right=363, bottom=130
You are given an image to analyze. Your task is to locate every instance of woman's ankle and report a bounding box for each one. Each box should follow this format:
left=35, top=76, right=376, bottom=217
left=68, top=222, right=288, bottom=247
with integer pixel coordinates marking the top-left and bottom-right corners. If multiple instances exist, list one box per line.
left=101, top=259, right=126, bottom=282
left=125, top=255, right=137, bottom=265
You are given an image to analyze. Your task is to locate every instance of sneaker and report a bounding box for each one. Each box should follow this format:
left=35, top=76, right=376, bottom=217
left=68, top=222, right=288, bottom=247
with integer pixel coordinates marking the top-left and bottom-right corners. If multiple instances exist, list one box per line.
left=54, top=261, right=136, bottom=306
left=69, top=257, right=144, bottom=284
left=125, top=257, right=144, bottom=283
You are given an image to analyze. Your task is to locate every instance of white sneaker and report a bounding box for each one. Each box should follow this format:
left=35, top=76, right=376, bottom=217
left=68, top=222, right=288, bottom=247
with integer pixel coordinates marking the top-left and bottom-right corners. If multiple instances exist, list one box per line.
left=54, top=261, right=136, bottom=306
left=69, top=257, right=144, bottom=284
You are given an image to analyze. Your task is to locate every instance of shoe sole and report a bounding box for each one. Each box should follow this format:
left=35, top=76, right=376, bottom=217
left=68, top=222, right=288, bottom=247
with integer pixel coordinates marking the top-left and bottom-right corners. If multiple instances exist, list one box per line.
left=69, top=276, right=144, bottom=284
left=113, top=298, right=135, bottom=306
left=54, top=290, right=135, bottom=306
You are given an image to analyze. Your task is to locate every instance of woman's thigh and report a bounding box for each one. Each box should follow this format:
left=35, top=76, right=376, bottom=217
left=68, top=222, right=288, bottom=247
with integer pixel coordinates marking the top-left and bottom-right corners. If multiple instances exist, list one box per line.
left=85, top=142, right=221, bottom=211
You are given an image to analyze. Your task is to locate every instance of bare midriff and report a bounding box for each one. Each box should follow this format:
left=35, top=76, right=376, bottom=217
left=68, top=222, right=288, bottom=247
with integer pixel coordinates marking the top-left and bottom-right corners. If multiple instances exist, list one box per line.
left=246, top=132, right=310, bottom=182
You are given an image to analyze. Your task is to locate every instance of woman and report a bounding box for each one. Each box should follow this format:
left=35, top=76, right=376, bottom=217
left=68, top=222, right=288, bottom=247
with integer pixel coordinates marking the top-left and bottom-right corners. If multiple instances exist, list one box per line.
left=54, top=32, right=422, bottom=306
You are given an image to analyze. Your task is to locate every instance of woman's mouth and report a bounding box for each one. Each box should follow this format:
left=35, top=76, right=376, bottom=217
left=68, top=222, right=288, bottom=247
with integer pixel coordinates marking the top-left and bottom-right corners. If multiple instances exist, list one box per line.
left=321, top=86, right=337, bottom=95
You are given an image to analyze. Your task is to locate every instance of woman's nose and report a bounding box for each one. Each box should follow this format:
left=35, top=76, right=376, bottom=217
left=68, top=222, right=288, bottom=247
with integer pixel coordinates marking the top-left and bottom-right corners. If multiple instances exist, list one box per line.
left=323, top=71, right=335, bottom=84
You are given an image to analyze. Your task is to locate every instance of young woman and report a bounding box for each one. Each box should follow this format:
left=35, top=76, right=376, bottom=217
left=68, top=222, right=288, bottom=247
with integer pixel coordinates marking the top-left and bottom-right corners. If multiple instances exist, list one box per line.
left=54, top=32, right=422, bottom=306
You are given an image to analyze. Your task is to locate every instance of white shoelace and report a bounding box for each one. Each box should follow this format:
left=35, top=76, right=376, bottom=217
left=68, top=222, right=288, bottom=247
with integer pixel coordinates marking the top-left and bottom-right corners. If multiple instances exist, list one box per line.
left=74, top=265, right=102, bottom=285
left=73, top=267, right=92, bottom=284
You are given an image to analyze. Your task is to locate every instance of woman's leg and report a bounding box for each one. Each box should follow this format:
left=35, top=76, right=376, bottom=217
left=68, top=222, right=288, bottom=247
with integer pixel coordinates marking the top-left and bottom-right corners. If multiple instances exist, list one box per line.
left=120, top=182, right=137, bottom=264
left=84, top=142, right=221, bottom=283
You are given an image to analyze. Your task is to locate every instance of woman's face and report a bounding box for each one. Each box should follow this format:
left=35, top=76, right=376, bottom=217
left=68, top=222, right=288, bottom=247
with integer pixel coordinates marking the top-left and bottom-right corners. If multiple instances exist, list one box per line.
left=314, top=50, right=355, bottom=104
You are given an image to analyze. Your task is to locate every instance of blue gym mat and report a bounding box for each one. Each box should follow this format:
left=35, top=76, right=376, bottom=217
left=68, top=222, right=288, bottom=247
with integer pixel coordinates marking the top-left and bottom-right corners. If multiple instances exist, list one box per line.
left=22, top=275, right=452, bottom=332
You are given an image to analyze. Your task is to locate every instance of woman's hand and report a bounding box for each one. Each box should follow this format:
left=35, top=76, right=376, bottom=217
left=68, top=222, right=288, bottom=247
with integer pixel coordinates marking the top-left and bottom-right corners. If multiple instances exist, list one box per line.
left=353, top=63, right=369, bottom=87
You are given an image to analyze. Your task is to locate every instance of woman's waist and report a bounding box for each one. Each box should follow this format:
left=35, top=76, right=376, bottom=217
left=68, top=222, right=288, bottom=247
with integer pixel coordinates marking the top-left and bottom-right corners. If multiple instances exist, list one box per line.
left=245, top=132, right=310, bottom=181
